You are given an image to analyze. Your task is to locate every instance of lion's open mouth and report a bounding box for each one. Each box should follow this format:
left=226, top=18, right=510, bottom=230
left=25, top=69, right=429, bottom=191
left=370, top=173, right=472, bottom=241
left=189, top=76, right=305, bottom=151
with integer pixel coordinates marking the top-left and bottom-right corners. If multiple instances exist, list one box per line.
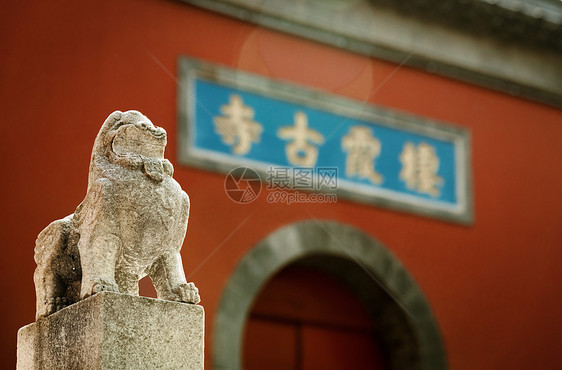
left=112, top=124, right=167, bottom=159
left=138, top=121, right=166, bottom=139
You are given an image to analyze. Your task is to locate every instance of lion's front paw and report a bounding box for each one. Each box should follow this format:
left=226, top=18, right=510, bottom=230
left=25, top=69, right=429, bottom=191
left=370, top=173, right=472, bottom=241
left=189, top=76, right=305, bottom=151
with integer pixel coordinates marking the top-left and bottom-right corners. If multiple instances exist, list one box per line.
left=171, top=282, right=200, bottom=304
left=90, top=278, right=119, bottom=295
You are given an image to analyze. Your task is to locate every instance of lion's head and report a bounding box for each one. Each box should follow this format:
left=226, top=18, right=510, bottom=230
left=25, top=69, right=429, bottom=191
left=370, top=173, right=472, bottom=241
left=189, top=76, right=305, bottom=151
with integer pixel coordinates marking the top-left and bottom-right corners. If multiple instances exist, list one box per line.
left=88, top=110, right=173, bottom=185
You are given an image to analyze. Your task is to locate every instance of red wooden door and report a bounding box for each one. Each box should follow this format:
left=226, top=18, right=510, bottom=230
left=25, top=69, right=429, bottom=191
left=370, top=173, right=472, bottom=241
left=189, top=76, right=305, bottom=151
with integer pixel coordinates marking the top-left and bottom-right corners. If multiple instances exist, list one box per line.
left=243, top=265, right=387, bottom=369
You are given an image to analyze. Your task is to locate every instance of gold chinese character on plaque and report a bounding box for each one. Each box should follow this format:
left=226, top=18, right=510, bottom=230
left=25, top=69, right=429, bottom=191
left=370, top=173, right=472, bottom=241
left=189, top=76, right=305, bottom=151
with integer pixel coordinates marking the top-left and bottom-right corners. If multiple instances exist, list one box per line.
left=400, top=142, right=443, bottom=197
left=342, top=126, right=383, bottom=185
left=214, top=94, right=263, bottom=155
left=277, top=111, right=324, bottom=166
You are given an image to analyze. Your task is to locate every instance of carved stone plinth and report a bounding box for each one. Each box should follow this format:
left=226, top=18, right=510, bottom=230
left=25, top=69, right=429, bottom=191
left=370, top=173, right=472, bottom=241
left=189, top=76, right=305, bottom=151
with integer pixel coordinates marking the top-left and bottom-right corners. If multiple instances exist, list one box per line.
left=17, top=292, right=204, bottom=369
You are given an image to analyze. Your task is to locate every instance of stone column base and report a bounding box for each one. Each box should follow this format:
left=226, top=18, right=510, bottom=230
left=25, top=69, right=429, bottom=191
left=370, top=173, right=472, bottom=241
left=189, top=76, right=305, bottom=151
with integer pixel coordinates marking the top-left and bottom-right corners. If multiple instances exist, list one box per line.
left=17, top=292, right=204, bottom=369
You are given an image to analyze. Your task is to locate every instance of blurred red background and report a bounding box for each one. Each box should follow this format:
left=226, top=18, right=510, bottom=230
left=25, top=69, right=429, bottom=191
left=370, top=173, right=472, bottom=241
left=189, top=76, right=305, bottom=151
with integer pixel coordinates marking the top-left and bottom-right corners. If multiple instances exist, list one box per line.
left=1, top=0, right=561, bottom=368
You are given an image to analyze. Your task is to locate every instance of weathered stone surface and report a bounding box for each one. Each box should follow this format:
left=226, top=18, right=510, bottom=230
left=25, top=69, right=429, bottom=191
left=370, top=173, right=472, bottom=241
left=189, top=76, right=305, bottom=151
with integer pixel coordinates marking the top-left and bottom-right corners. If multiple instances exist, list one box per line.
left=17, top=292, right=204, bottom=369
left=33, top=110, right=200, bottom=320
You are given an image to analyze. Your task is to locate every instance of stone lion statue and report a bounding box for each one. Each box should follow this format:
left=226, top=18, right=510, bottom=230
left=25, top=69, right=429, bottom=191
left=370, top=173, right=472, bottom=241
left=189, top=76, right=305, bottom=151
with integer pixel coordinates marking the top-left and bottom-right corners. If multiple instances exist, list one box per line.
left=34, top=110, right=200, bottom=320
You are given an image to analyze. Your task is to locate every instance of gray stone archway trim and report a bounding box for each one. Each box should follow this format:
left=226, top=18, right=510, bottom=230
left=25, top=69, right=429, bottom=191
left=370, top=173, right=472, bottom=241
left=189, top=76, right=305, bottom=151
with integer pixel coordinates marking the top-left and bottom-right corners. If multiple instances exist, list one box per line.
left=213, top=220, right=447, bottom=370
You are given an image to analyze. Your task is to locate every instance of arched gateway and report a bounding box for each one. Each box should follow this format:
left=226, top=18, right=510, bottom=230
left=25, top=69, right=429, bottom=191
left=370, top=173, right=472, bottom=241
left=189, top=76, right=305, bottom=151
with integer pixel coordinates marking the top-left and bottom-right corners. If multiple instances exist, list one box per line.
left=213, top=220, right=447, bottom=370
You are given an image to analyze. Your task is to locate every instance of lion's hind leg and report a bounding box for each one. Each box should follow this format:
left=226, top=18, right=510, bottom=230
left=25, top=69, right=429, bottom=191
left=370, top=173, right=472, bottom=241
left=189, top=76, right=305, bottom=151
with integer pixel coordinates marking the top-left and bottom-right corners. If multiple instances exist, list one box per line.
left=34, top=266, right=63, bottom=319
left=34, top=216, right=74, bottom=320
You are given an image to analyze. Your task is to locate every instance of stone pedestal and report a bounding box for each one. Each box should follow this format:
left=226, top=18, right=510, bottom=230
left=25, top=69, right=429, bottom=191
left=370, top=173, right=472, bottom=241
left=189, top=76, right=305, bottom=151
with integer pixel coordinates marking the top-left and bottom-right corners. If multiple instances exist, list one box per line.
left=17, top=292, right=204, bottom=369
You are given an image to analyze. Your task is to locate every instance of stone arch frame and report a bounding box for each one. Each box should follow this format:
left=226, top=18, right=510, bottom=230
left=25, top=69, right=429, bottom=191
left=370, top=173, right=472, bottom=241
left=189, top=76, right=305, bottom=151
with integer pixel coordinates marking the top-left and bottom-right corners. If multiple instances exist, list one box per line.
left=213, top=220, right=447, bottom=370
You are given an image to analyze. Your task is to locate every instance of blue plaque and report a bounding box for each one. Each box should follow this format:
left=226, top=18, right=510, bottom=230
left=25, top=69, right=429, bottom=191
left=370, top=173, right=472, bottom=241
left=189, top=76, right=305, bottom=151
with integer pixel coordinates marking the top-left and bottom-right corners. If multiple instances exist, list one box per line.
left=178, top=57, right=472, bottom=223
